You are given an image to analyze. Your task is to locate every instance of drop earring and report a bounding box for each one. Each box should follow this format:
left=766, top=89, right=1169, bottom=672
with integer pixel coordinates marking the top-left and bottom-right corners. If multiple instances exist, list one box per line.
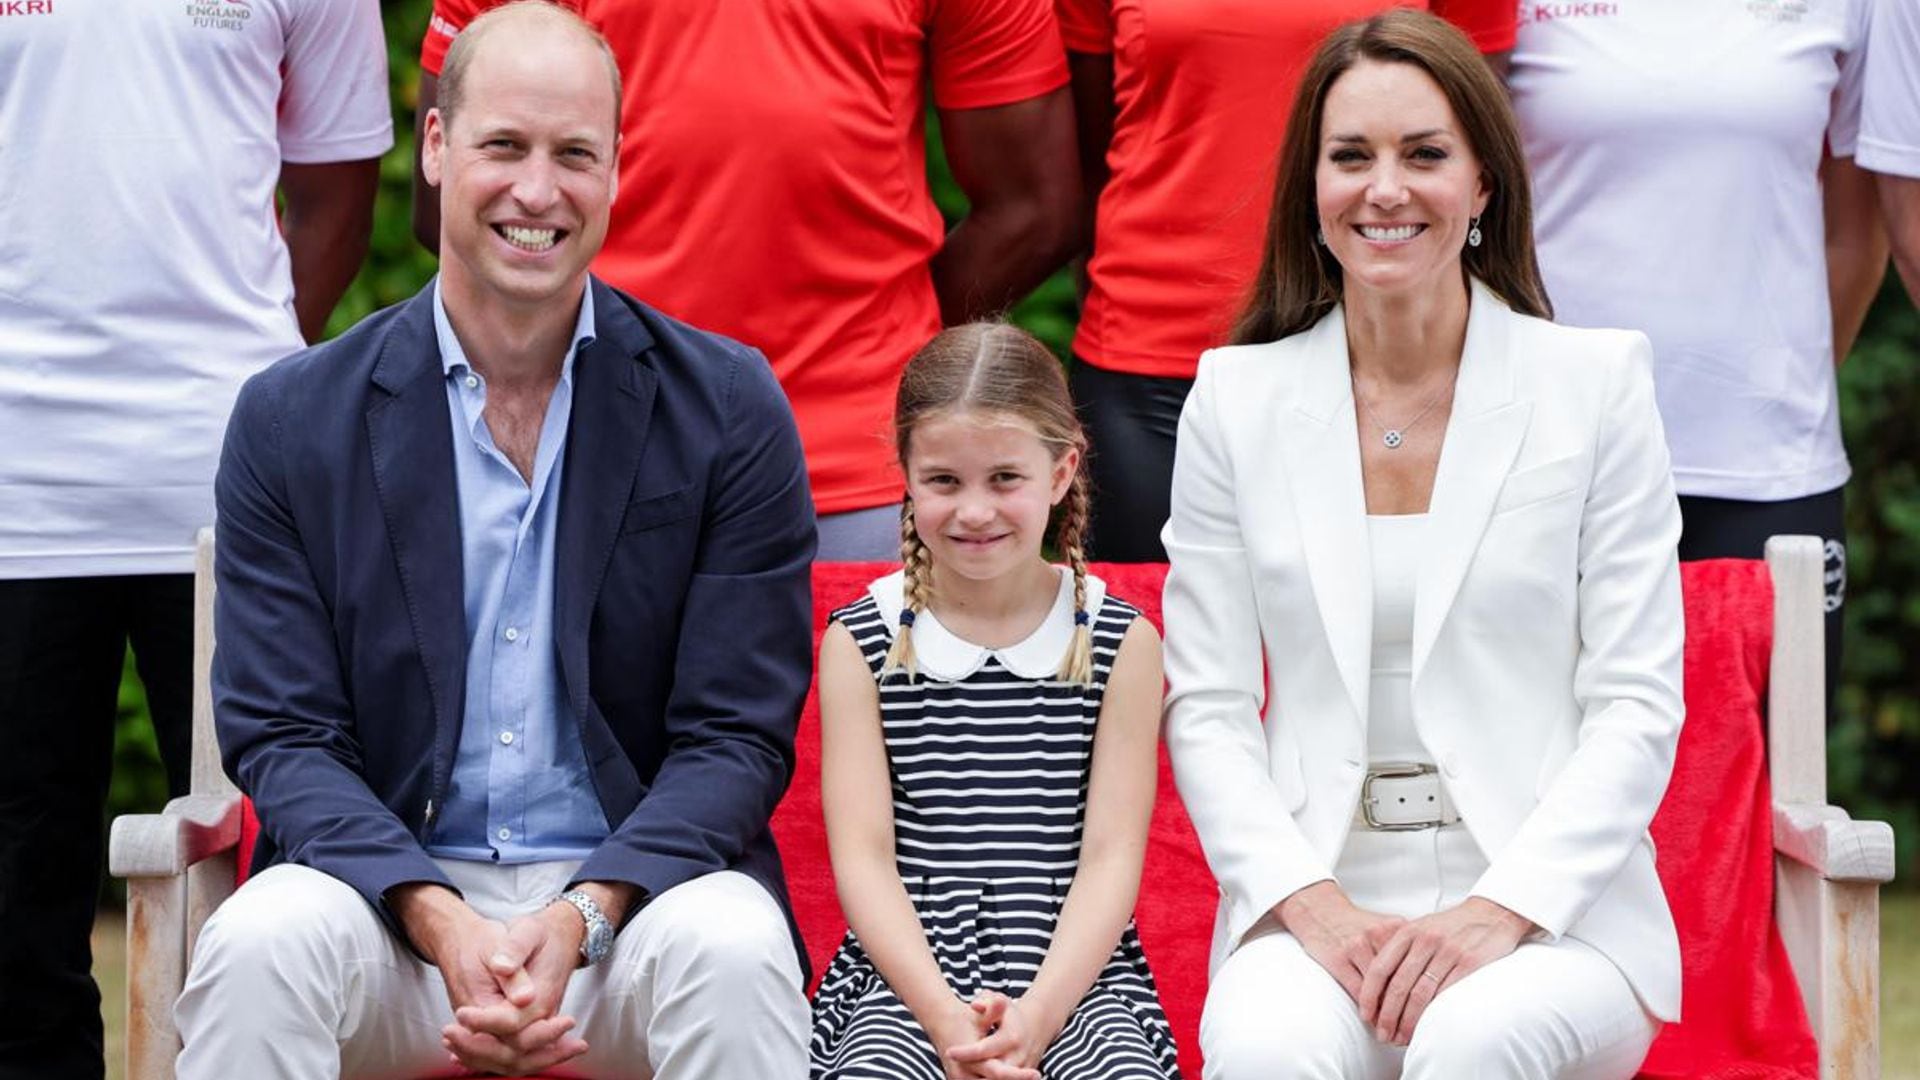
left=1467, top=216, right=1483, bottom=248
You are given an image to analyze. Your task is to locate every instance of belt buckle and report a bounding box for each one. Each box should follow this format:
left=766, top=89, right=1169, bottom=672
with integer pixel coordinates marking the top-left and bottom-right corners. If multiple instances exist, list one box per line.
left=1362, top=761, right=1439, bottom=831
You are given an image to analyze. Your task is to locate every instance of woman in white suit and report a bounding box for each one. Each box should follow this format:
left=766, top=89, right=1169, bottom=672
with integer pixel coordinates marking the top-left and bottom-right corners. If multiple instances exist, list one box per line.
left=1162, top=11, right=1683, bottom=1079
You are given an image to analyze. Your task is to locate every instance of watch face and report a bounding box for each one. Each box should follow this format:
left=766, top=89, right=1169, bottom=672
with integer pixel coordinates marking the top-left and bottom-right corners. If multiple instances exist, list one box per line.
left=586, top=919, right=615, bottom=964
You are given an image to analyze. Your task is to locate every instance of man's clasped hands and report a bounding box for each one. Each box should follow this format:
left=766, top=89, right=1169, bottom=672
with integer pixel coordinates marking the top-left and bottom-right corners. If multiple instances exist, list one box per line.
left=391, top=880, right=635, bottom=1076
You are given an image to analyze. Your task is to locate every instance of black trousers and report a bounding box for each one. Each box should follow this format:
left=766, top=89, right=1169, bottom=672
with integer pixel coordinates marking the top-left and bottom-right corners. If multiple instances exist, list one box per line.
left=1071, top=359, right=1194, bottom=563
left=1677, top=486, right=1846, bottom=708
left=0, top=575, right=194, bottom=1080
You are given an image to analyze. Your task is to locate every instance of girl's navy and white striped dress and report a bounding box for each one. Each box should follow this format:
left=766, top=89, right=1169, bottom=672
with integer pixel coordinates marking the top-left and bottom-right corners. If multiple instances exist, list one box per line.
left=810, top=568, right=1181, bottom=1079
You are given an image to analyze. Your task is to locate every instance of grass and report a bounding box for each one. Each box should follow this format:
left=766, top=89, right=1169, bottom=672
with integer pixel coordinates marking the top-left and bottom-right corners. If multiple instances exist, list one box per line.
left=92, top=892, right=1920, bottom=1080
left=1889, top=889, right=1920, bottom=1079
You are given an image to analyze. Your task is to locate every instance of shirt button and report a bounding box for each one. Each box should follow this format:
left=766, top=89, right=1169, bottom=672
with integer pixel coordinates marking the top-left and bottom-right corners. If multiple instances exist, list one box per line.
left=499, top=731, right=514, bottom=745
left=503, top=626, right=519, bottom=642
left=496, top=827, right=511, bottom=842
left=465, top=374, right=479, bottom=389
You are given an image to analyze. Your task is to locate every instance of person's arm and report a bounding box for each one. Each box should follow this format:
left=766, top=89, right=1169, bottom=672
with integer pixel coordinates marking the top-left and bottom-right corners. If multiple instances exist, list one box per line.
left=1065, top=50, right=1113, bottom=264
left=1823, top=151, right=1889, bottom=362
left=1880, top=172, right=1920, bottom=305
left=931, top=88, right=1084, bottom=324
left=1161, top=356, right=1336, bottom=942
left=413, top=73, right=443, bottom=255
left=947, top=619, right=1161, bottom=1072
left=270, top=0, right=389, bottom=338
left=215, top=373, right=458, bottom=920
left=1468, top=333, right=1684, bottom=943
left=280, top=159, right=380, bottom=343
left=1860, top=0, right=1920, bottom=303
left=818, top=623, right=984, bottom=1074
left=567, top=342, right=816, bottom=904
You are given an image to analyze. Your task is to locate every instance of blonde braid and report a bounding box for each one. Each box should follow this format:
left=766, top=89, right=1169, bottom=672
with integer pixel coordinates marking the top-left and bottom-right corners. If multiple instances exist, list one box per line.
left=1055, top=469, right=1095, bottom=685
left=882, top=500, right=936, bottom=681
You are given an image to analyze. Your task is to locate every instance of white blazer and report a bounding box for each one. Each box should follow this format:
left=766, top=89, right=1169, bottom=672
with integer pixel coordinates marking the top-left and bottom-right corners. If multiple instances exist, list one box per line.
left=1161, top=279, right=1685, bottom=1021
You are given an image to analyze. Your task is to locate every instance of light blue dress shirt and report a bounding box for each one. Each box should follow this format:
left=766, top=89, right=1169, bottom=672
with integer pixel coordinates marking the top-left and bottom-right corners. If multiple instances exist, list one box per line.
left=426, top=280, right=610, bottom=863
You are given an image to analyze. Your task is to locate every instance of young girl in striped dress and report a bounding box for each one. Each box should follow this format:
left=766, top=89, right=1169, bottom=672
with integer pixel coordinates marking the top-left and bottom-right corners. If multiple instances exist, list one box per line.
left=809, top=323, right=1181, bottom=1080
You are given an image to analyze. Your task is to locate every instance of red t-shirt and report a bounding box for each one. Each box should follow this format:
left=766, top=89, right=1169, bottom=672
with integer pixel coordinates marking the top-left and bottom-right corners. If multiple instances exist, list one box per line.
left=1057, top=0, right=1516, bottom=378
left=424, top=0, right=1069, bottom=514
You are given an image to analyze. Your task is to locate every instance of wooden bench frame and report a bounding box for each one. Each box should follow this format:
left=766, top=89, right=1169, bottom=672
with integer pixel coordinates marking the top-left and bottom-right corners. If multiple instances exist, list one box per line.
left=108, top=531, right=1898, bottom=1079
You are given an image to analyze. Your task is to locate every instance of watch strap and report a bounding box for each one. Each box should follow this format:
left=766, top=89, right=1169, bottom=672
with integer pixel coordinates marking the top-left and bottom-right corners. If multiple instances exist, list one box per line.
left=555, top=889, right=614, bottom=966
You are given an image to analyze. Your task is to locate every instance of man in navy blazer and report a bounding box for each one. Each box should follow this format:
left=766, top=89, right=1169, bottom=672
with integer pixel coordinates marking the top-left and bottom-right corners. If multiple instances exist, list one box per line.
left=174, top=5, right=815, bottom=1078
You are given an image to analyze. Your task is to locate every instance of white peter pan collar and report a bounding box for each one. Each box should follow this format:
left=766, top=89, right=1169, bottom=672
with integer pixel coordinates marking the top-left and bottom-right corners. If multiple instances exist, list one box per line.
left=869, top=565, right=1108, bottom=682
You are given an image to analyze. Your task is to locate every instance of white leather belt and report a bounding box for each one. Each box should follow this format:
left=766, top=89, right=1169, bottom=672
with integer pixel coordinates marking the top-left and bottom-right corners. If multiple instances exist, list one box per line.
left=1354, top=762, right=1460, bottom=830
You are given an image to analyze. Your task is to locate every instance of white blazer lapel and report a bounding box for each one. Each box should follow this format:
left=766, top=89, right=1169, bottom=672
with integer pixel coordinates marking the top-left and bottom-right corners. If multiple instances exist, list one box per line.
left=1412, top=280, right=1532, bottom=681
left=1280, top=307, right=1373, bottom=731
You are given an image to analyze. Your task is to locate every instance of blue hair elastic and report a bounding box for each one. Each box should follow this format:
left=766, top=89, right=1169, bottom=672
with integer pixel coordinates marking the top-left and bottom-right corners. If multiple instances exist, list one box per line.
left=1074, top=610, right=1090, bottom=626
left=899, top=609, right=917, bottom=628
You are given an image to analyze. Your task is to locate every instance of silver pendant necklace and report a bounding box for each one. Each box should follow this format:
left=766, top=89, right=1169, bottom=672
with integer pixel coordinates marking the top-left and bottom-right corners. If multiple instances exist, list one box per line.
left=1354, top=377, right=1450, bottom=450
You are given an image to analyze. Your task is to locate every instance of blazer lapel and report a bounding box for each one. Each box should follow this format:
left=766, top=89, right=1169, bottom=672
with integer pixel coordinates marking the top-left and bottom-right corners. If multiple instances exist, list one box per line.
left=1280, top=307, right=1374, bottom=732
left=365, top=288, right=467, bottom=760
left=554, top=279, right=658, bottom=722
left=1411, top=280, right=1532, bottom=682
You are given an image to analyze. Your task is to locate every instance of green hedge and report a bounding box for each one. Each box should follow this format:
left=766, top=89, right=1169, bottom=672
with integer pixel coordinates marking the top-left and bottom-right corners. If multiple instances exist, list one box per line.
left=1834, top=279, right=1920, bottom=870
left=107, top=0, right=1917, bottom=883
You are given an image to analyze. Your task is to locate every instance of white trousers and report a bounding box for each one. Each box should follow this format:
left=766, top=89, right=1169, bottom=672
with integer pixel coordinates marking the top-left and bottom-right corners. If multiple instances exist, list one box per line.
left=1200, top=825, right=1659, bottom=1079
left=176, top=859, right=809, bottom=1080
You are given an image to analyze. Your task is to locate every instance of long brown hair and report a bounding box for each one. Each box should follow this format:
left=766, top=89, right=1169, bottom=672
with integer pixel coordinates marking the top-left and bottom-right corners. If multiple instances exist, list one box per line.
left=884, top=324, right=1095, bottom=685
left=1232, top=9, right=1551, bottom=344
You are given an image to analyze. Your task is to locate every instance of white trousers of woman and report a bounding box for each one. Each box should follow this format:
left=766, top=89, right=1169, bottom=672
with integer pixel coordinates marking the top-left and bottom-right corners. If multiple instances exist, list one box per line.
left=175, top=858, right=810, bottom=1080
left=1199, top=825, right=1659, bottom=1079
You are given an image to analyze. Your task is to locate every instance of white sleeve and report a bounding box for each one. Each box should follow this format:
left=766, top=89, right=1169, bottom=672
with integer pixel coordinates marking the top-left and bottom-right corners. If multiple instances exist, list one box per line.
left=277, top=0, right=395, bottom=164
left=1469, top=336, right=1686, bottom=938
left=1860, top=0, right=1920, bottom=176
left=1828, top=0, right=1874, bottom=157
left=1161, top=354, right=1332, bottom=951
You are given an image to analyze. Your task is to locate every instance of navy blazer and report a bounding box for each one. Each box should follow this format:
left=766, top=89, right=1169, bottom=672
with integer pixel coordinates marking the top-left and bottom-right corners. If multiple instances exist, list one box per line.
left=212, top=278, right=816, bottom=965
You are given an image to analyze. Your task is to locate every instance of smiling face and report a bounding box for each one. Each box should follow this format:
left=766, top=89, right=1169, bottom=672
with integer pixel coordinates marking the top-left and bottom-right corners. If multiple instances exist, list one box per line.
left=904, top=410, right=1078, bottom=585
left=421, top=15, right=618, bottom=318
left=1315, top=59, right=1489, bottom=306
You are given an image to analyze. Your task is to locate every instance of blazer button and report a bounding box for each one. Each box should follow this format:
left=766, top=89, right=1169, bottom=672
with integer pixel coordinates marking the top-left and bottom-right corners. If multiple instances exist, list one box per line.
left=1442, top=754, right=1461, bottom=779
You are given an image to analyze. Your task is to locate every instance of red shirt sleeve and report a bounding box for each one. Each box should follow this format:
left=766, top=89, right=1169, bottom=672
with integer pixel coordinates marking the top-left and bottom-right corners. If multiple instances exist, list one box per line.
left=1432, top=0, right=1517, bottom=54
left=420, top=0, right=491, bottom=77
left=929, top=0, right=1072, bottom=111
left=1054, top=0, right=1114, bottom=55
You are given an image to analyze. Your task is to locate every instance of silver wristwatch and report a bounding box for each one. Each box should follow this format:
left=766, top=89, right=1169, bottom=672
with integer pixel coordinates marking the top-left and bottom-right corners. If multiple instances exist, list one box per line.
left=554, top=889, right=615, bottom=966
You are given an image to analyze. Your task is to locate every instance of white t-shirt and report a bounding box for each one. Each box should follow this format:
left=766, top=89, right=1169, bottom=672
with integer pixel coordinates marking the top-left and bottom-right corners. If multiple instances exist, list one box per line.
left=1861, top=0, right=1920, bottom=177
left=0, top=0, right=392, bottom=578
left=1510, top=0, right=1871, bottom=502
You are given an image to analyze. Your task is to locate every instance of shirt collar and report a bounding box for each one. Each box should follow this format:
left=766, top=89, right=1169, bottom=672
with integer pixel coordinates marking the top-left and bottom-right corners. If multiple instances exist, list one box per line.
left=868, top=566, right=1107, bottom=682
left=432, top=276, right=597, bottom=385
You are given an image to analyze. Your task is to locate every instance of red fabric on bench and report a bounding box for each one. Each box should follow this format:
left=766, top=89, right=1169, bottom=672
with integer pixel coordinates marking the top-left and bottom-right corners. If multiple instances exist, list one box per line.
left=1639, top=559, right=1817, bottom=1078
left=229, top=558, right=1813, bottom=1078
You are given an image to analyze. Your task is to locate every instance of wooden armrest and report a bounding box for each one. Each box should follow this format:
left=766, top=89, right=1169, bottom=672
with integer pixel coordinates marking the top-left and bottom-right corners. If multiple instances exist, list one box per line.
left=1772, top=802, right=1896, bottom=884
left=109, top=793, right=245, bottom=879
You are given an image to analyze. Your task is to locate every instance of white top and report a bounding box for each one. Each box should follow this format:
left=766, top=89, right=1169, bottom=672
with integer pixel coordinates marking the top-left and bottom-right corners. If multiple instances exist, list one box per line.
left=1861, top=0, right=1920, bottom=177
left=868, top=566, right=1109, bottom=682
left=1510, top=0, right=1872, bottom=501
left=0, top=0, right=393, bottom=578
left=1365, top=514, right=1427, bottom=765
